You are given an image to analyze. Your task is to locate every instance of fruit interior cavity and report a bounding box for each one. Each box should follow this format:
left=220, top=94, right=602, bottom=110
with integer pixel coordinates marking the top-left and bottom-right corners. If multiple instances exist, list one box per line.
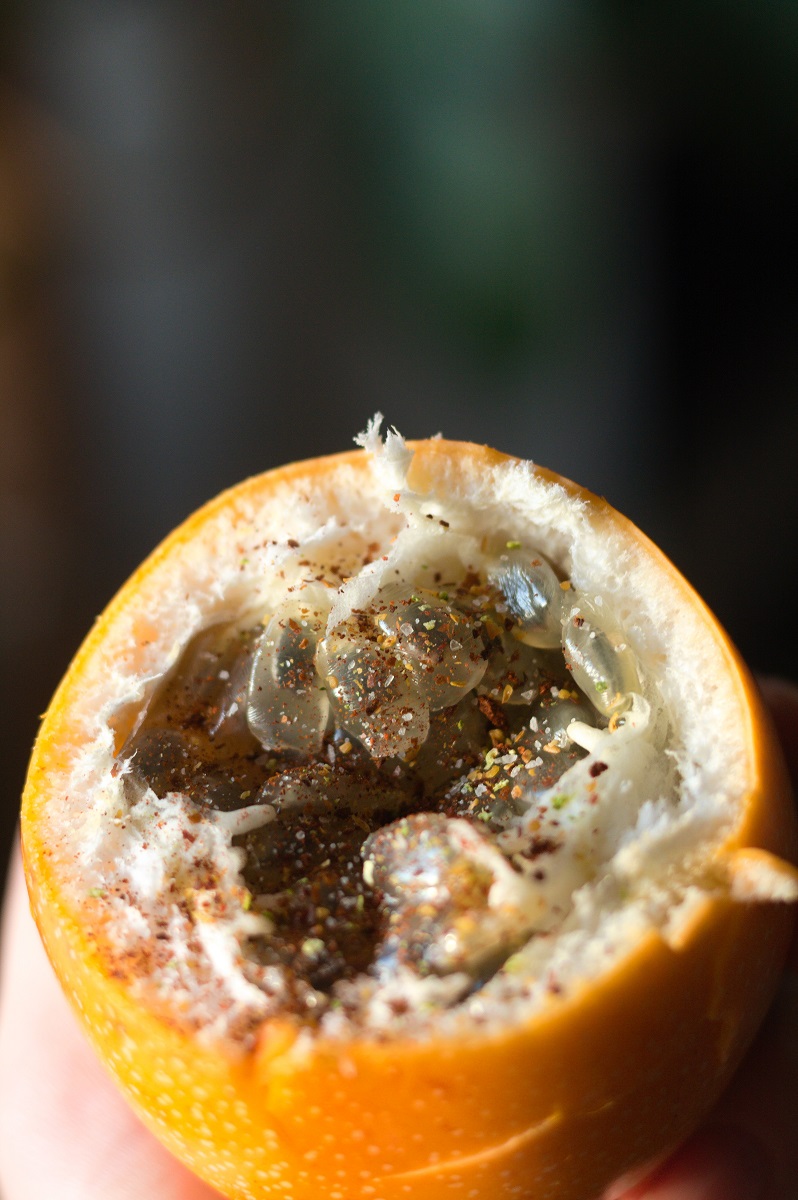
left=114, top=528, right=658, bottom=1027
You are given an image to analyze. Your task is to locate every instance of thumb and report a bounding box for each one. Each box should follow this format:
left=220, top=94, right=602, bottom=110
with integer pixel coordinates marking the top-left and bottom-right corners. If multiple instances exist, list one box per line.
left=611, top=969, right=797, bottom=1200
left=607, top=676, right=798, bottom=1200
left=0, top=849, right=223, bottom=1200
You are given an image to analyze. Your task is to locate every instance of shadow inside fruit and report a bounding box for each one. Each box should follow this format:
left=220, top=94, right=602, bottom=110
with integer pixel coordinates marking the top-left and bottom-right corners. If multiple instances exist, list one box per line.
left=110, top=546, right=648, bottom=1022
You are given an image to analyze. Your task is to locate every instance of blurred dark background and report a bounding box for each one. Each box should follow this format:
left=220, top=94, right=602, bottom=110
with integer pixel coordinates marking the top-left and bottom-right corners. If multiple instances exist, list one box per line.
left=1, top=2, right=797, bottom=887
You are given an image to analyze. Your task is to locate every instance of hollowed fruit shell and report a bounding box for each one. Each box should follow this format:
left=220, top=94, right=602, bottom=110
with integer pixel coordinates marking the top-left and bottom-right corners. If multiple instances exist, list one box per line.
left=21, top=440, right=798, bottom=1200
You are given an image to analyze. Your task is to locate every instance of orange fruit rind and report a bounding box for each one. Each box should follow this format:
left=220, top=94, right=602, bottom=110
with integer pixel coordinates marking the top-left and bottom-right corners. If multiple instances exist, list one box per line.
left=21, top=426, right=798, bottom=1200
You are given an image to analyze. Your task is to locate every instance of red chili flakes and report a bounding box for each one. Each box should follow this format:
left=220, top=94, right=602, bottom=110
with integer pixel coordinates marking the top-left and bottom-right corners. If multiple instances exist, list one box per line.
left=524, top=836, right=559, bottom=860
left=589, top=761, right=609, bottom=778
left=476, top=695, right=509, bottom=730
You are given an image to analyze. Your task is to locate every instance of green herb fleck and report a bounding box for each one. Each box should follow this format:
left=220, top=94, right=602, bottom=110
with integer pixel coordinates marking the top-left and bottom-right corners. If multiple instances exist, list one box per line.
left=506, top=540, right=522, bottom=550
left=301, top=937, right=325, bottom=958
left=551, top=793, right=572, bottom=810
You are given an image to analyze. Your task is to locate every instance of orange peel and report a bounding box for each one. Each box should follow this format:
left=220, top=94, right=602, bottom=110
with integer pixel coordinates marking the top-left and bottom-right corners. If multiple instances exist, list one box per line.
left=21, top=436, right=798, bottom=1200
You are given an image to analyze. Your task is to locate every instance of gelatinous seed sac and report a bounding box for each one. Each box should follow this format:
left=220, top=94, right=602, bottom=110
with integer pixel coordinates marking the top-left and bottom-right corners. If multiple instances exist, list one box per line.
left=488, top=548, right=564, bottom=649
left=365, top=813, right=492, bottom=908
left=375, top=589, right=487, bottom=710
left=239, top=761, right=418, bottom=892
left=119, top=728, right=190, bottom=805
left=363, top=814, right=492, bottom=978
left=121, top=727, right=265, bottom=811
left=451, top=691, right=595, bottom=828
left=318, top=634, right=429, bottom=760
left=363, top=814, right=529, bottom=981
left=117, top=621, right=266, bottom=807
left=561, top=600, right=640, bottom=715
left=247, top=591, right=331, bottom=756
left=236, top=762, right=418, bottom=992
left=409, top=696, right=489, bottom=792
left=522, top=690, right=595, bottom=787
left=479, top=631, right=553, bottom=706
left=139, top=620, right=262, bottom=752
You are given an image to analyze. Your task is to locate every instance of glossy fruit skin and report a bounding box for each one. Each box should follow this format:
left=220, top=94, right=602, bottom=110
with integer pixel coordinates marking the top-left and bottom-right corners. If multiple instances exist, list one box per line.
left=21, top=441, right=798, bottom=1200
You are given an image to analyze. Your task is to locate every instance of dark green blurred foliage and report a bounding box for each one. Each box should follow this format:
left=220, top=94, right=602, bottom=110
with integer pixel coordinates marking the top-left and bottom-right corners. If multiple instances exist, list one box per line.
left=288, top=2, right=628, bottom=366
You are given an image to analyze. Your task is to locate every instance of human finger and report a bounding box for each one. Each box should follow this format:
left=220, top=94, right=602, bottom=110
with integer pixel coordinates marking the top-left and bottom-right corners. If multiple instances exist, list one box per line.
left=0, top=846, right=222, bottom=1200
left=606, top=677, right=798, bottom=1200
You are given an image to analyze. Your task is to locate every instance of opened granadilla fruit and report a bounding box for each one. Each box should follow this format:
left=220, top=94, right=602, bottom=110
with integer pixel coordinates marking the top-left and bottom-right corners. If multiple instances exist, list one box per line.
left=21, top=418, right=798, bottom=1200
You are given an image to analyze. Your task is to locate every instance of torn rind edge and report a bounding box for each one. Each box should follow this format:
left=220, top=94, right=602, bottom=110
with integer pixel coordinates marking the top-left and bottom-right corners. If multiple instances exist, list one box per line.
left=723, top=848, right=798, bottom=903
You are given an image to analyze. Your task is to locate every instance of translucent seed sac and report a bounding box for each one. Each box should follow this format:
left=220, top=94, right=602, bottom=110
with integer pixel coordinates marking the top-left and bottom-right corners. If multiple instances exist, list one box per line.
left=120, top=728, right=261, bottom=812
left=362, top=814, right=530, bottom=981
left=519, top=691, right=594, bottom=790
left=116, top=620, right=268, bottom=810
left=450, top=691, right=595, bottom=828
left=237, top=761, right=416, bottom=992
left=479, top=631, right=548, bottom=705
left=376, top=590, right=487, bottom=710
left=410, top=696, right=488, bottom=792
left=364, top=813, right=491, bottom=908
left=534, top=690, right=597, bottom=742
left=239, top=760, right=417, bottom=896
left=319, top=638, right=430, bottom=760
left=247, top=593, right=330, bottom=756
left=489, top=548, right=564, bottom=649
left=129, top=620, right=262, bottom=757
left=120, top=728, right=193, bottom=804
left=561, top=600, right=640, bottom=716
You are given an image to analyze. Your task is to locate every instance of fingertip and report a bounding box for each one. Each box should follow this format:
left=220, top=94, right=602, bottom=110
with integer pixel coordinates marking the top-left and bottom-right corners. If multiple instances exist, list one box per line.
left=615, top=1126, right=773, bottom=1200
left=758, top=676, right=798, bottom=783
left=0, top=848, right=224, bottom=1200
left=758, top=676, right=798, bottom=709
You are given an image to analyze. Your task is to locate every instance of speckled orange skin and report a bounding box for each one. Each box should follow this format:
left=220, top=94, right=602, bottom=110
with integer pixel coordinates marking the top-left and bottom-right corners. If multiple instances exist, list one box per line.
left=21, top=442, right=798, bottom=1200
